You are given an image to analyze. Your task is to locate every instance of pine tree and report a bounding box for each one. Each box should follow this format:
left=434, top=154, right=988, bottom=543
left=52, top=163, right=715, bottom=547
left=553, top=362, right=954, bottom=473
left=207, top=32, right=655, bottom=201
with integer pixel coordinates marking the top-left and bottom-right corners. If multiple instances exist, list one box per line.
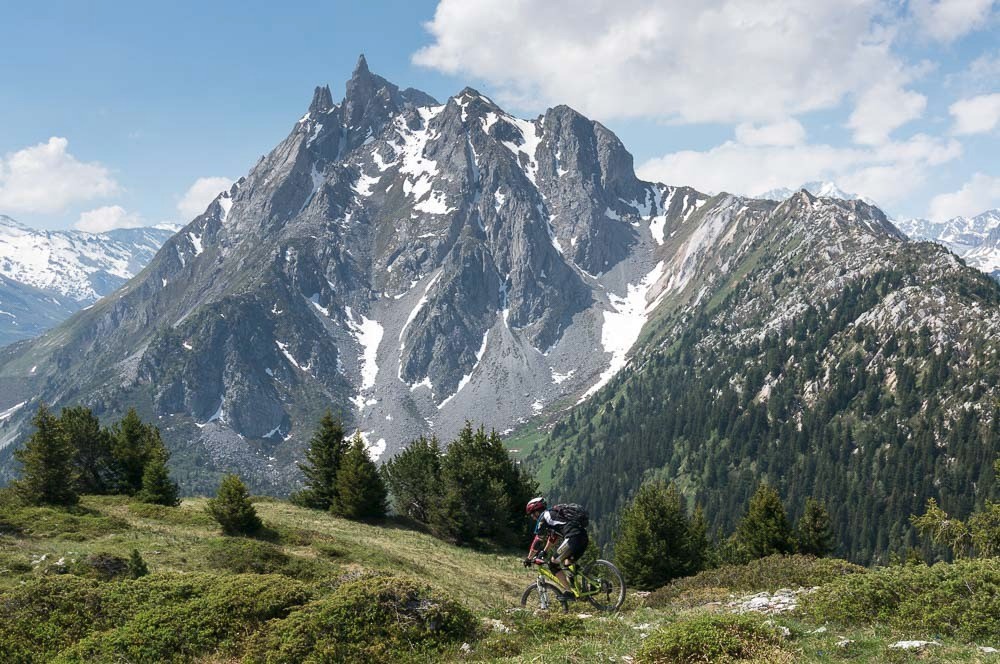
left=110, top=408, right=164, bottom=495
left=431, top=423, right=537, bottom=546
left=332, top=432, right=387, bottom=521
left=127, top=549, right=149, bottom=578
left=14, top=404, right=79, bottom=506
left=381, top=435, right=441, bottom=523
left=61, top=406, right=114, bottom=495
left=796, top=496, right=835, bottom=556
left=613, top=481, right=704, bottom=590
left=734, top=484, right=795, bottom=560
left=291, top=411, right=347, bottom=510
left=206, top=474, right=262, bottom=535
left=136, top=450, right=180, bottom=506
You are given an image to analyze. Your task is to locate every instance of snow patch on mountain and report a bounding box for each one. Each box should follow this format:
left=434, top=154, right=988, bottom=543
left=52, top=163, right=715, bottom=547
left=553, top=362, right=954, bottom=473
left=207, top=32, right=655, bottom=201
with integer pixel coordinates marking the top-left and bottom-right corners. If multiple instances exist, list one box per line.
left=581, top=260, right=666, bottom=401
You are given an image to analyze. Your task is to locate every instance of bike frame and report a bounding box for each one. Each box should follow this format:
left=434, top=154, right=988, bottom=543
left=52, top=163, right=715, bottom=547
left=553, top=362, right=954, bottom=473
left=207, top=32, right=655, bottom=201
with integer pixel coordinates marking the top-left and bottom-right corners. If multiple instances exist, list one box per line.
left=531, top=560, right=601, bottom=600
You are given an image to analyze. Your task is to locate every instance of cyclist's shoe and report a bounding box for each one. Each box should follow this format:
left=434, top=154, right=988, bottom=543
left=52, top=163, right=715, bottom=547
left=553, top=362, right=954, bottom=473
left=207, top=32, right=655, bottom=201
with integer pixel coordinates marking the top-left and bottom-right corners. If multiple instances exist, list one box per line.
left=554, top=590, right=573, bottom=602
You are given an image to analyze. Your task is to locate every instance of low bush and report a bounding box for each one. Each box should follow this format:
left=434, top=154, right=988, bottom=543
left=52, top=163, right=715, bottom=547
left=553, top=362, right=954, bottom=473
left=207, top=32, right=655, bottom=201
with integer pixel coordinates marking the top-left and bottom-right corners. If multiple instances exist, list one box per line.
left=0, top=576, right=112, bottom=662
left=801, top=558, right=1000, bottom=642
left=127, top=502, right=214, bottom=527
left=0, top=504, right=128, bottom=540
left=203, top=537, right=327, bottom=580
left=243, top=574, right=476, bottom=663
left=71, top=553, right=130, bottom=581
left=646, top=554, right=864, bottom=608
left=0, top=573, right=312, bottom=663
left=636, top=613, right=789, bottom=663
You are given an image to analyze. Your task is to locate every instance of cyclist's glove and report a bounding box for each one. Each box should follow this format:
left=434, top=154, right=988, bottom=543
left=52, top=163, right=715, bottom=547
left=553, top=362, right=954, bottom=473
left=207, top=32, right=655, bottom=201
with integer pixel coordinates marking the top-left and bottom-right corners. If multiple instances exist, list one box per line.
left=522, top=557, right=533, bottom=568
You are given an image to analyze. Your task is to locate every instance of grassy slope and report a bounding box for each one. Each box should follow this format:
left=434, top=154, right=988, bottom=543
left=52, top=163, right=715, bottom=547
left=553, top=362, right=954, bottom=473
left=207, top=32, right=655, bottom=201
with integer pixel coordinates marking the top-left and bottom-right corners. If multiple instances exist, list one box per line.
left=1, top=496, right=996, bottom=662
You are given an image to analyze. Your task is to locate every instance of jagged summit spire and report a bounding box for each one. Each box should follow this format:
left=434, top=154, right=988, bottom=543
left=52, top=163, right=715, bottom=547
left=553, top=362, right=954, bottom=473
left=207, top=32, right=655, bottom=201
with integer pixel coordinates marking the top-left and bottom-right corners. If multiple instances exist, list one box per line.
left=309, top=85, right=334, bottom=115
left=353, top=53, right=370, bottom=78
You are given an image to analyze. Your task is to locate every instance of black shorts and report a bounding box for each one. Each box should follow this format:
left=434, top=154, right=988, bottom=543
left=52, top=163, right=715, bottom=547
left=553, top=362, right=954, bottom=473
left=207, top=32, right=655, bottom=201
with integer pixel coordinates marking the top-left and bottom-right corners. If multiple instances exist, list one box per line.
left=555, top=532, right=588, bottom=564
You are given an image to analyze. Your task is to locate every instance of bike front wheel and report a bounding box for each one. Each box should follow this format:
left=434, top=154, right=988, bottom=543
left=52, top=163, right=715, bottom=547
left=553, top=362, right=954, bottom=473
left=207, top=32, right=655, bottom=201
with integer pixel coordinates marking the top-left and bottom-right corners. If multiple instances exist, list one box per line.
left=579, top=559, right=626, bottom=611
left=520, top=581, right=567, bottom=613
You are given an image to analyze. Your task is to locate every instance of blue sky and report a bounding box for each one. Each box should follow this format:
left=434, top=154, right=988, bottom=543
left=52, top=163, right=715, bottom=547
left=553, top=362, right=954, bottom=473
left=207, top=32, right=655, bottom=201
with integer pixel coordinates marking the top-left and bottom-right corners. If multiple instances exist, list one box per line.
left=2, top=0, right=999, bottom=231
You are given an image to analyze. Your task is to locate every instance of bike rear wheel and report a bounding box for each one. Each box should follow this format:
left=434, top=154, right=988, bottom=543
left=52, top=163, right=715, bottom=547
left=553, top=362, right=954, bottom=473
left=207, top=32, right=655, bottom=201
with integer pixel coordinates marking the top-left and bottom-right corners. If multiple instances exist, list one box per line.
left=579, top=559, right=625, bottom=611
left=520, top=581, right=567, bottom=613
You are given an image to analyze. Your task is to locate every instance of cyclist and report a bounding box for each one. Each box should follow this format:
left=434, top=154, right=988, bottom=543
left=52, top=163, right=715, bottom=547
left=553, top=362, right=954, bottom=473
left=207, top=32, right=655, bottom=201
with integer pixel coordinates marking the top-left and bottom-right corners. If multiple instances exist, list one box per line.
left=523, top=497, right=589, bottom=599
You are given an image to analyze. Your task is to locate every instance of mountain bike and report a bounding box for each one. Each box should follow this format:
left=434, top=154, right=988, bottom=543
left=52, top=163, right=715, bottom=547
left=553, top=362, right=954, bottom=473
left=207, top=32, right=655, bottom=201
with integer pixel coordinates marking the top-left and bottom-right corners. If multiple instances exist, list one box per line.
left=521, top=556, right=626, bottom=612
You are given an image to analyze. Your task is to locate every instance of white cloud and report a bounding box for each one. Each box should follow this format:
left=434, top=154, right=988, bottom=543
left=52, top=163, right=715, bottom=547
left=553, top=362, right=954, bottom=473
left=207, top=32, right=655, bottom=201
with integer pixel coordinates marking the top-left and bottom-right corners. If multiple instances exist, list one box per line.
left=734, top=119, right=806, bottom=147
left=911, top=0, right=997, bottom=43
left=75, top=205, right=144, bottom=233
left=847, top=81, right=927, bottom=145
left=177, top=176, right=233, bottom=220
left=414, top=0, right=919, bottom=131
left=0, top=137, right=119, bottom=214
left=928, top=173, right=1000, bottom=220
left=637, top=134, right=961, bottom=207
left=949, top=93, right=1000, bottom=135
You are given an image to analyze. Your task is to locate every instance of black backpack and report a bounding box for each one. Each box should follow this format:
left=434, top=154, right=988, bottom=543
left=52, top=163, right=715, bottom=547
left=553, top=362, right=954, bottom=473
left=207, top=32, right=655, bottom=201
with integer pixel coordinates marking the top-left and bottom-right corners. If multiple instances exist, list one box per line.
left=552, top=503, right=589, bottom=529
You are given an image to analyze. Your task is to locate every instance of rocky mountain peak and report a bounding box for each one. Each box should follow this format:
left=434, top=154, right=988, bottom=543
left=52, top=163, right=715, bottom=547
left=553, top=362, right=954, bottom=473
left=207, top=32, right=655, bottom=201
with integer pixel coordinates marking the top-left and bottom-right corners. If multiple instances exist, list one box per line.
left=308, top=85, right=335, bottom=115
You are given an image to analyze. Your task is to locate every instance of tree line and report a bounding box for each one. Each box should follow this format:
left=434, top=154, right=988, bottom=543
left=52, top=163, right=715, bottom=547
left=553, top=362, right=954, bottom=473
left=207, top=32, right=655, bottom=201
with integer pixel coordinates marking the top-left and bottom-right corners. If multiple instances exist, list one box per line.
left=613, top=480, right=835, bottom=590
left=12, top=404, right=179, bottom=507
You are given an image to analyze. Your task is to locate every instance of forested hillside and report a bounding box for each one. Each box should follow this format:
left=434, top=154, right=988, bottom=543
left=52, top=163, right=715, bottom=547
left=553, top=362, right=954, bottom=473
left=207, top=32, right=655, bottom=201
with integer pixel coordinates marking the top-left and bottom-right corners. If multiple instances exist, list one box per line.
left=532, top=193, right=1000, bottom=564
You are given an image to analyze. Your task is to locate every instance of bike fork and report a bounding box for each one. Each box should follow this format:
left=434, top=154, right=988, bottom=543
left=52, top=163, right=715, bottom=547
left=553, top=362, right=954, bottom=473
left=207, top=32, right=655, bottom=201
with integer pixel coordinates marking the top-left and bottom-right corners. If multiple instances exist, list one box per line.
left=536, top=577, right=550, bottom=610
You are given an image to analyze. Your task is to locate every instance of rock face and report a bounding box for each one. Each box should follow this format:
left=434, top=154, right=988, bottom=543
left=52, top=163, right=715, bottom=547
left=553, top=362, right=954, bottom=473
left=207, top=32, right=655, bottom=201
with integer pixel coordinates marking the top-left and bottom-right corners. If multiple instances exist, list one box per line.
left=896, top=209, right=1000, bottom=279
left=3, top=58, right=936, bottom=495
left=0, top=216, right=177, bottom=345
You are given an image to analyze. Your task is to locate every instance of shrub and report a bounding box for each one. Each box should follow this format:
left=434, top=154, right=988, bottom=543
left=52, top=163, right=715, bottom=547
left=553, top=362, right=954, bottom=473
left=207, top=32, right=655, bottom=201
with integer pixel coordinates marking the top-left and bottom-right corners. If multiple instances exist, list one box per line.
left=801, top=558, right=1000, bottom=642
left=60, top=574, right=311, bottom=663
left=0, top=504, right=128, bottom=540
left=127, top=549, right=149, bottom=579
left=206, top=474, right=262, bottom=535
left=206, top=537, right=290, bottom=574
left=127, top=501, right=214, bottom=526
left=243, top=575, right=476, bottom=663
left=204, top=538, right=326, bottom=581
left=636, top=614, right=788, bottom=663
left=71, top=553, right=130, bottom=581
left=0, top=576, right=111, bottom=662
left=646, top=554, right=864, bottom=608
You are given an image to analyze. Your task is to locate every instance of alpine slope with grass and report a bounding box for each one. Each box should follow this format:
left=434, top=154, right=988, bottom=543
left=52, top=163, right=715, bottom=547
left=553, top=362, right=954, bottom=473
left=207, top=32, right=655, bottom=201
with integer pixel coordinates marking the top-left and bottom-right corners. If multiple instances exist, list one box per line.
left=2, top=492, right=999, bottom=663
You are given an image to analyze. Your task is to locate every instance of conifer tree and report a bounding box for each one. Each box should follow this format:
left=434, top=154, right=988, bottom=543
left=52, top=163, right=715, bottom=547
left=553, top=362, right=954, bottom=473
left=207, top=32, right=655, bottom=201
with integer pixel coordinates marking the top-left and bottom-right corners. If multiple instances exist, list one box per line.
left=796, top=497, right=835, bottom=556
left=734, top=483, right=795, bottom=560
left=333, top=431, right=387, bottom=521
left=61, top=406, right=114, bottom=495
left=110, top=408, right=165, bottom=495
left=291, top=411, right=347, bottom=510
left=14, top=404, right=79, bottom=506
left=136, top=450, right=180, bottom=506
left=381, top=435, right=441, bottom=523
left=206, top=474, right=262, bottom=535
left=613, top=481, right=705, bottom=590
left=127, top=549, right=149, bottom=578
left=431, top=423, right=537, bottom=546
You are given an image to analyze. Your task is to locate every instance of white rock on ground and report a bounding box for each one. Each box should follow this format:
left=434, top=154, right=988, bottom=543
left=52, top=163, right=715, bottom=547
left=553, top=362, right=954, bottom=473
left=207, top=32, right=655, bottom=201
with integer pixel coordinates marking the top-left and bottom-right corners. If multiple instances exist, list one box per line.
left=889, top=640, right=940, bottom=650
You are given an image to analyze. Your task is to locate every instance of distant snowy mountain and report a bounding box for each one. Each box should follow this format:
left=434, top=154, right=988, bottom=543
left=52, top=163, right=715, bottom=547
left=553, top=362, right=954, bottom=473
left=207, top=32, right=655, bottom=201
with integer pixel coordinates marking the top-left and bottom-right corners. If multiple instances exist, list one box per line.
left=759, top=181, right=876, bottom=206
left=0, top=216, right=178, bottom=345
left=895, top=210, right=1000, bottom=278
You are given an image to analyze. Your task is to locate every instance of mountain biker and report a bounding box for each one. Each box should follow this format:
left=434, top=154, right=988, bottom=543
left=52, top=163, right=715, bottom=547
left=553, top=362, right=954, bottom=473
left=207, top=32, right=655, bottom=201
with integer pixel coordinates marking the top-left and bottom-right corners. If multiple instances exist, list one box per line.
left=523, top=497, right=589, bottom=599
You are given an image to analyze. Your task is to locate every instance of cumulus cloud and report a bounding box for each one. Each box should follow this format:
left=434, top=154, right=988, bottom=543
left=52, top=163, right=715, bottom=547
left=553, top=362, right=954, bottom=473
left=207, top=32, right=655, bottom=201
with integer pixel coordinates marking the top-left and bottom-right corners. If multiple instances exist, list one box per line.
left=734, top=120, right=806, bottom=147
left=75, top=205, right=144, bottom=233
left=949, top=93, right=1000, bottom=135
left=177, top=176, right=233, bottom=220
left=928, top=173, right=1000, bottom=220
left=911, top=0, right=997, bottom=42
left=0, top=137, right=119, bottom=214
left=636, top=134, right=961, bottom=207
left=848, top=81, right=928, bottom=145
left=413, top=0, right=925, bottom=144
